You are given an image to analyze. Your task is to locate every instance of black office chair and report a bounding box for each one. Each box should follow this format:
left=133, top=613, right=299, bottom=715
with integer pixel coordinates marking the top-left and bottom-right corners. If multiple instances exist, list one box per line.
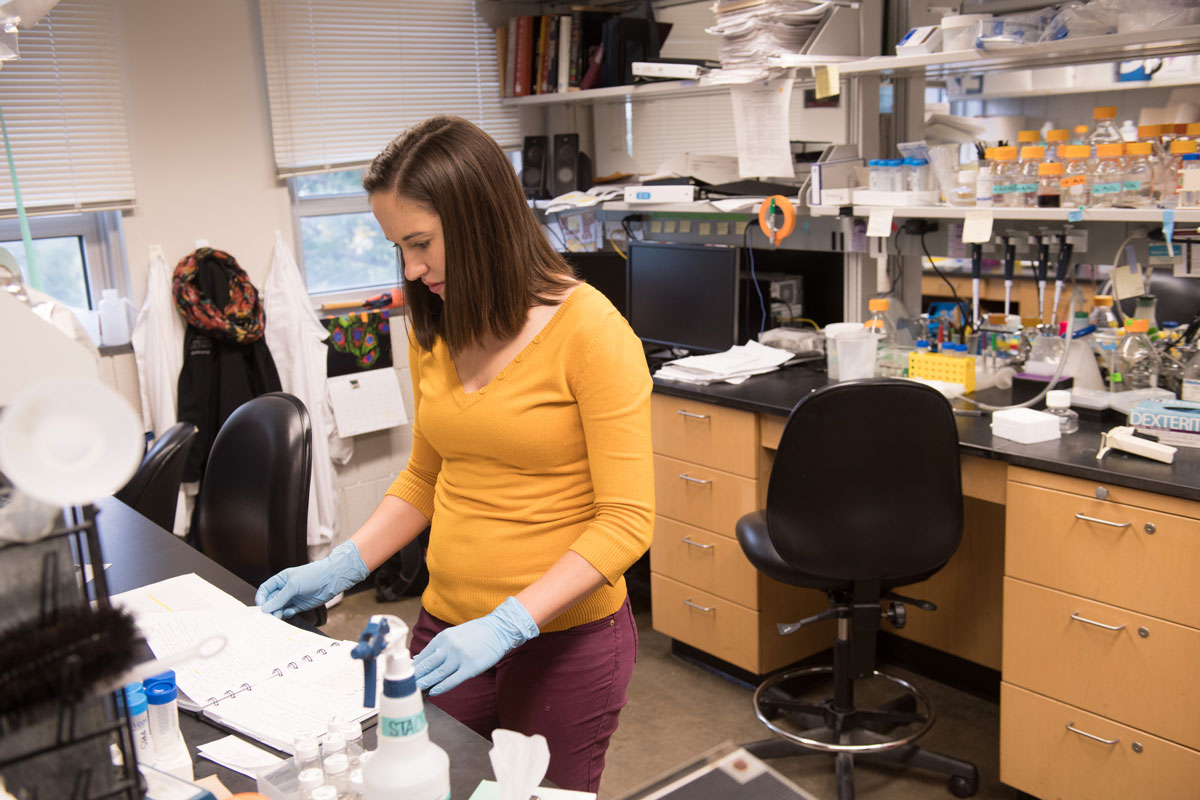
left=736, top=380, right=979, bottom=799
left=115, top=422, right=198, bottom=532
left=193, top=392, right=325, bottom=626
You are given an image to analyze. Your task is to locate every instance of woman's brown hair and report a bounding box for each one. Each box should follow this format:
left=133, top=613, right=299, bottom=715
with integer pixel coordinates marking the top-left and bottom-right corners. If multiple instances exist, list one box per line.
left=363, top=116, right=575, bottom=354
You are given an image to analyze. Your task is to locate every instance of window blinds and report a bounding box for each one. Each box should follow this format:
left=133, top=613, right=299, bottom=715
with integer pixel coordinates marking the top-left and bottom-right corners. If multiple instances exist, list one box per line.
left=259, top=0, right=520, bottom=177
left=0, top=0, right=136, bottom=217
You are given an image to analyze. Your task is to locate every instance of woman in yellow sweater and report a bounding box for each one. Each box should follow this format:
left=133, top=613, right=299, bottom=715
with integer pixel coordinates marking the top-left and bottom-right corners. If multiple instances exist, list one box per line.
left=256, top=116, right=655, bottom=792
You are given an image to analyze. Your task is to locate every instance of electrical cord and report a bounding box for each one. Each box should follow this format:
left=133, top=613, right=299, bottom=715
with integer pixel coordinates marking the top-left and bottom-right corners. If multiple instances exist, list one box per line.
left=608, top=230, right=627, bottom=259
left=919, top=231, right=970, bottom=332
left=743, top=222, right=769, bottom=334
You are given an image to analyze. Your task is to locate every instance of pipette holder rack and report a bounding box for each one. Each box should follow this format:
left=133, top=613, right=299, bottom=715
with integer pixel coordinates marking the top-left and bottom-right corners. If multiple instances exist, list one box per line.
left=0, top=498, right=141, bottom=800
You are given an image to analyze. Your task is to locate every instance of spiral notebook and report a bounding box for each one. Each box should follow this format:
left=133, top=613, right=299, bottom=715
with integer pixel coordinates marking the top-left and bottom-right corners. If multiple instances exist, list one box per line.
left=113, top=574, right=379, bottom=754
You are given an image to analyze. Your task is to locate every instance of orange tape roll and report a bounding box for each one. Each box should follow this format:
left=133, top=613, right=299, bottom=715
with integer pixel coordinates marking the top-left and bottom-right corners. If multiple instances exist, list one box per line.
left=758, top=195, right=796, bottom=246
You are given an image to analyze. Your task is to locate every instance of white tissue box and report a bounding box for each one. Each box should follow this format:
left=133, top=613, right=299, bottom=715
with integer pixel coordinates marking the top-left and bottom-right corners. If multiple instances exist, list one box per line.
left=991, top=408, right=1061, bottom=444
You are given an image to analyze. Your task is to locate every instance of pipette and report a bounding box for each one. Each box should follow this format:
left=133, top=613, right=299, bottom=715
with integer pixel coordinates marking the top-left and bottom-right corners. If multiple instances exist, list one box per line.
left=1033, top=231, right=1051, bottom=322
left=970, top=243, right=983, bottom=330
left=1050, top=233, right=1074, bottom=327
left=1001, top=233, right=1017, bottom=317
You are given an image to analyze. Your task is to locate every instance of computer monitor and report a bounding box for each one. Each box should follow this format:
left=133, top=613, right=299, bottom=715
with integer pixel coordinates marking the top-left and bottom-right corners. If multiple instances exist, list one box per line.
left=565, top=252, right=630, bottom=319
left=628, top=242, right=740, bottom=354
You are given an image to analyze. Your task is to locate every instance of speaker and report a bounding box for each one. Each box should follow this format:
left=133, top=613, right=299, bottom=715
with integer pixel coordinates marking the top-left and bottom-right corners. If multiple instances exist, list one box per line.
left=521, top=135, right=548, bottom=199
left=552, top=133, right=592, bottom=196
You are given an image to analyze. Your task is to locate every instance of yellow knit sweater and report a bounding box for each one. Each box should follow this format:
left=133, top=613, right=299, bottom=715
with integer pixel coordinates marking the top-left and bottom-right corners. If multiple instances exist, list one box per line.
left=386, top=283, right=654, bottom=632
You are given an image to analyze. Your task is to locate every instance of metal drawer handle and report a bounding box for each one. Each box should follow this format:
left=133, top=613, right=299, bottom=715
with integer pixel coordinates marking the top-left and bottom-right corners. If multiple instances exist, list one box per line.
left=682, top=536, right=714, bottom=550
left=1066, top=723, right=1120, bottom=745
left=1070, top=612, right=1126, bottom=632
left=678, top=474, right=712, bottom=485
left=1075, top=513, right=1131, bottom=529
left=676, top=410, right=710, bottom=420
left=683, top=598, right=715, bottom=613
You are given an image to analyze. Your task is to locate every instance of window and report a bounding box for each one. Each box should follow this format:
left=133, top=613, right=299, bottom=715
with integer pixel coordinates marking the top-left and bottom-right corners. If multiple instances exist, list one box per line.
left=0, top=212, right=126, bottom=309
left=291, top=170, right=399, bottom=296
left=262, top=2, right=521, bottom=296
left=0, top=0, right=134, bottom=309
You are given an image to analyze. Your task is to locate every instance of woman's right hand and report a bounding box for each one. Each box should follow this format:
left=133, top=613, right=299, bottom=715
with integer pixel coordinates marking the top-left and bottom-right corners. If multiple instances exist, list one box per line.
left=255, top=540, right=370, bottom=619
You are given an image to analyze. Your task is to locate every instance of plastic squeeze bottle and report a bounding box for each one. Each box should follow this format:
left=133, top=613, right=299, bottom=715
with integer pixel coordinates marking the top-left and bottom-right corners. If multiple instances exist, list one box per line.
left=352, top=615, right=450, bottom=800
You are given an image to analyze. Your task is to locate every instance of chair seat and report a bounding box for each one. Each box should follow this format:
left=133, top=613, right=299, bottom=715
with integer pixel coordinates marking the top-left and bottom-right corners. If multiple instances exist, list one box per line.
left=736, top=510, right=847, bottom=591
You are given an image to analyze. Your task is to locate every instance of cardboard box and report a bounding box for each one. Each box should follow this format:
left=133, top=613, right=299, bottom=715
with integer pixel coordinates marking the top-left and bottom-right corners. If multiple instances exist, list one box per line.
left=1128, top=398, right=1200, bottom=448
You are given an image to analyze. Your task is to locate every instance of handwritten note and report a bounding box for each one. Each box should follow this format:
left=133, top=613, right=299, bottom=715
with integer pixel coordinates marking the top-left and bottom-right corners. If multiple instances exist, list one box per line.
left=962, top=210, right=994, bottom=243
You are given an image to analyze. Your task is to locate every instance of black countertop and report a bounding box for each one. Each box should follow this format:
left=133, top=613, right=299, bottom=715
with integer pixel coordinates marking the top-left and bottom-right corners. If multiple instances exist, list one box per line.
left=652, top=364, right=1200, bottom=504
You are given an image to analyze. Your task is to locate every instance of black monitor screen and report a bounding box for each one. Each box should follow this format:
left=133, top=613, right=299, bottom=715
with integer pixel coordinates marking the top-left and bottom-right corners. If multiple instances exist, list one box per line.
left=566, top=253, right=629, bottom=319
left=628, top=242, right=739, bottom=354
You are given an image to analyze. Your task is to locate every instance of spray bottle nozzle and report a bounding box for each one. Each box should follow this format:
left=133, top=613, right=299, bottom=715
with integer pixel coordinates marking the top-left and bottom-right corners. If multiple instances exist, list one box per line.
left=351, top=614, right=408, bottom=709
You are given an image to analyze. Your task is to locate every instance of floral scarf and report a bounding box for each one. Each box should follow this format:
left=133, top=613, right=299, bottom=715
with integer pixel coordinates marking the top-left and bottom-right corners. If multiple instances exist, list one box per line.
left=172, top=247, right=265, bottom=343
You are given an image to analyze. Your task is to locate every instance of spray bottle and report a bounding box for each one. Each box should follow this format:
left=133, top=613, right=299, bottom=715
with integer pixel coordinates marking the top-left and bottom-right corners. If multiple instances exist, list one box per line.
left=352, top=615, right=450, bottom=800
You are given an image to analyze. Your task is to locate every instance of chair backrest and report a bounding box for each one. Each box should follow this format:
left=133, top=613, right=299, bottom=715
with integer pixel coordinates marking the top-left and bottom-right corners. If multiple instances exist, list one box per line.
left=766, top=379, right=963, bottom=586
left=194, top=393, right=311, bottom=588
left=115, top=422, right=198, bottom=532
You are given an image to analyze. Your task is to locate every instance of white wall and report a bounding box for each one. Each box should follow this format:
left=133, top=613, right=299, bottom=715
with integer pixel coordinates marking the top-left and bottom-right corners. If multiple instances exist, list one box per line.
left=113, top=0, right=293, bottom=307
left=96, top=0, right=411, bottom=549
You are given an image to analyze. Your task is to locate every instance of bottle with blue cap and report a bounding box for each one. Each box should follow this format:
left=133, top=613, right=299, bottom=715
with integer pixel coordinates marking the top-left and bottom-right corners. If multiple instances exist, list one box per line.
left=144, top=671, right=193, bottom=780
left=124, top=682, right=152, bottom=763
left=352, top=614, right=450, bottom=800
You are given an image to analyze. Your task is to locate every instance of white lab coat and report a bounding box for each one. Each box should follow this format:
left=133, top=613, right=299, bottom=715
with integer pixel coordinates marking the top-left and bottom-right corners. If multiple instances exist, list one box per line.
left=130, top=247, right=188, bottom=535
left=263, top=231, right=352, bottom=555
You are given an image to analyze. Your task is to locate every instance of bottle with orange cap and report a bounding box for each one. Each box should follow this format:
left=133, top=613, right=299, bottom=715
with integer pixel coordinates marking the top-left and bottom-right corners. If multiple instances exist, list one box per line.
left=1044, top=129, right=1069, bottom=162
left=1071, top=124, right=1090, bottom=146
left=1085, top=106, right=1123, bottom=152
left=1111, top=318, right=1160, bottom=392
left=1123, top=141, right=1155, bottom=206
left=864, top=297, right=904, bottom=377
left=1164, top=139, right=1199, bottom=208
left=991, top=146, right=1020, bottom=207
left=1036, top=161, right=1062, bottom=207
left=1089, top=143, right=1125, bottom=208
left=1060, top=145, right=1091, bottom=208
left=1017, top=145, right=1044, bottom=207
left=1017, top=129, right=1040, bottom=148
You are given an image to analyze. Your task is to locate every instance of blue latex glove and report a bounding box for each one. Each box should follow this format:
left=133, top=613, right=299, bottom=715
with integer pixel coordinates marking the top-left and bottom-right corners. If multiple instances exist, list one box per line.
left=413, top=597, right=539, bottom=696
left=255, top=540, right=369, bottom=619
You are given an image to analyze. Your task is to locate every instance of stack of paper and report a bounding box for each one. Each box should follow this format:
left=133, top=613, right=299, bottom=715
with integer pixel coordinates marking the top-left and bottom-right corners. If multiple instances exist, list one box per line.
left=656, top=340, right=795, bottom=385
left=706, top=0, right=830, bottom=71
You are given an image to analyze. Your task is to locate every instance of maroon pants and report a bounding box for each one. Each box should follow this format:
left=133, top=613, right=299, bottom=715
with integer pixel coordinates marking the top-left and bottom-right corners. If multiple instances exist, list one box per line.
left=410, top=597, right=638, bottom=793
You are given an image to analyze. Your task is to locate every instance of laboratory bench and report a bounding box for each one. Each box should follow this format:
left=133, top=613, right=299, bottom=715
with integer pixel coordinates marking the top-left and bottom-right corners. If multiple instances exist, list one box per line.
left=93, top=496, right=497, bottom=798
left=649, top=368, right=1200, bottom=800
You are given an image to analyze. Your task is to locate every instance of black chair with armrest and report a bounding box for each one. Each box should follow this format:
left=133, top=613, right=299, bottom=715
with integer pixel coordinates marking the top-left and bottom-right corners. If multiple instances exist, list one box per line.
left=736, top=379, right=979, bottom=799
left=115, top=421, right=198, bottom=533
left=193, top=392, right=325, bottom=626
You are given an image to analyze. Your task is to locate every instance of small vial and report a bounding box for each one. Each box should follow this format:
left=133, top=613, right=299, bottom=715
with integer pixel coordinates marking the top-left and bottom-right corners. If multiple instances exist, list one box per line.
left=1036, top=161, right=1062, bottom=207
left=348, top=768, right=365, bottom=800
left=1044, top=390, right=1079, bottom=434
left=976, top=148, right=995, bottom=206
left=311, top=786, right=338, bottom=800
left=1089, top=143, right=1124, bottom=208
left=298, top=767, right=326, bottom=800
left=322, top=730, right=347, bottom=762
left=145, top=680, right=181, bottom=761
left=1017, top=145, right=1044, bottom=207
left=885, top=159, right=904, bottom=192
left=1179, top=153, right=1200, bottom=208
left=323, top=753, right=351, bottom=796
left=868, top=159, right=886, bottom=191
left=905, top=157, right=931, bottom=192
left=1122, top=142, right=1154, bottom=207
left=295, top=735, right=323, bottom=774
left=124, top=683, right=153, bottom=763
left=1060, top=145, right=1091, bottom=208
left=339, top=720, right=364, bottom=768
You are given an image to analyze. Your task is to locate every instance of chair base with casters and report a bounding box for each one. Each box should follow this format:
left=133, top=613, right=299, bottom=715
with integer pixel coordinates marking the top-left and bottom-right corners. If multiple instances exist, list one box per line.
left=734, top=381, right=983, bottom=800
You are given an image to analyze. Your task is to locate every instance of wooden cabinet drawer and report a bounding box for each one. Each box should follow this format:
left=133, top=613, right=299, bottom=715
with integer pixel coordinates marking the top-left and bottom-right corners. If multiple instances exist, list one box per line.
left=1001, top=683, right=1200, bottom=800
left=651, top=573, right=761, bottom=673
left=654, top=454, right=759, bottom=535
left=1009, top=466, right=1200, bottom=520
left=651, top=394, right=758, bottom=478
left=649, top=516, right=759, bottom=609
left=1003, top=578, right=1200, bottom=750
left=1006, top=482, right=1200, bottom=628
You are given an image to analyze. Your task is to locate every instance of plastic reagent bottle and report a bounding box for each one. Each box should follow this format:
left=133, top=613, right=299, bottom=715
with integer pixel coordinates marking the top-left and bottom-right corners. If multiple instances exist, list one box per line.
left=1017, top=145, right=1044, bottom=207
left=975, top=147, right=995, bottom=206
left=1044, top=390, right=1079, bottom=434
left=145, top=680, right=182, bottom=761
left=1045, top=129, right=1069, bottom=162
left=991, top=146, right=1020, bottom=206
left=1017, top=129, right=1039, bottom=147
left=1086, top=106, right=1123, bottom=151
left=1111, top=318, right=1160, bottom=391
left=1072, top=124, right=1089, bottom=146
left=1122, top=142, right=1154, bottom=207
left=352, top=615, right=451, bottom=800
left=1089, top=143, right=1125, bottom=208
left=124, top=683, right=153, bottom=763
left=1060, top=145, right=1091, bottom=208
left=1179, top=153, right=1200, bottom=208
left=1164, top=140, right=1198, bottom=207
left=1089, top=295, right=1118, bottom=329
left=1182, top=350, right=1200, bottom=402
left=1036, top=161, right=1061, bottom=207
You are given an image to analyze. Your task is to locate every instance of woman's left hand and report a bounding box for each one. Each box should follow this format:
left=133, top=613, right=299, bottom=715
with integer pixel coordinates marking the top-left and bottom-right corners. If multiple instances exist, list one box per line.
left=413, top=597, right=540, bottom=695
